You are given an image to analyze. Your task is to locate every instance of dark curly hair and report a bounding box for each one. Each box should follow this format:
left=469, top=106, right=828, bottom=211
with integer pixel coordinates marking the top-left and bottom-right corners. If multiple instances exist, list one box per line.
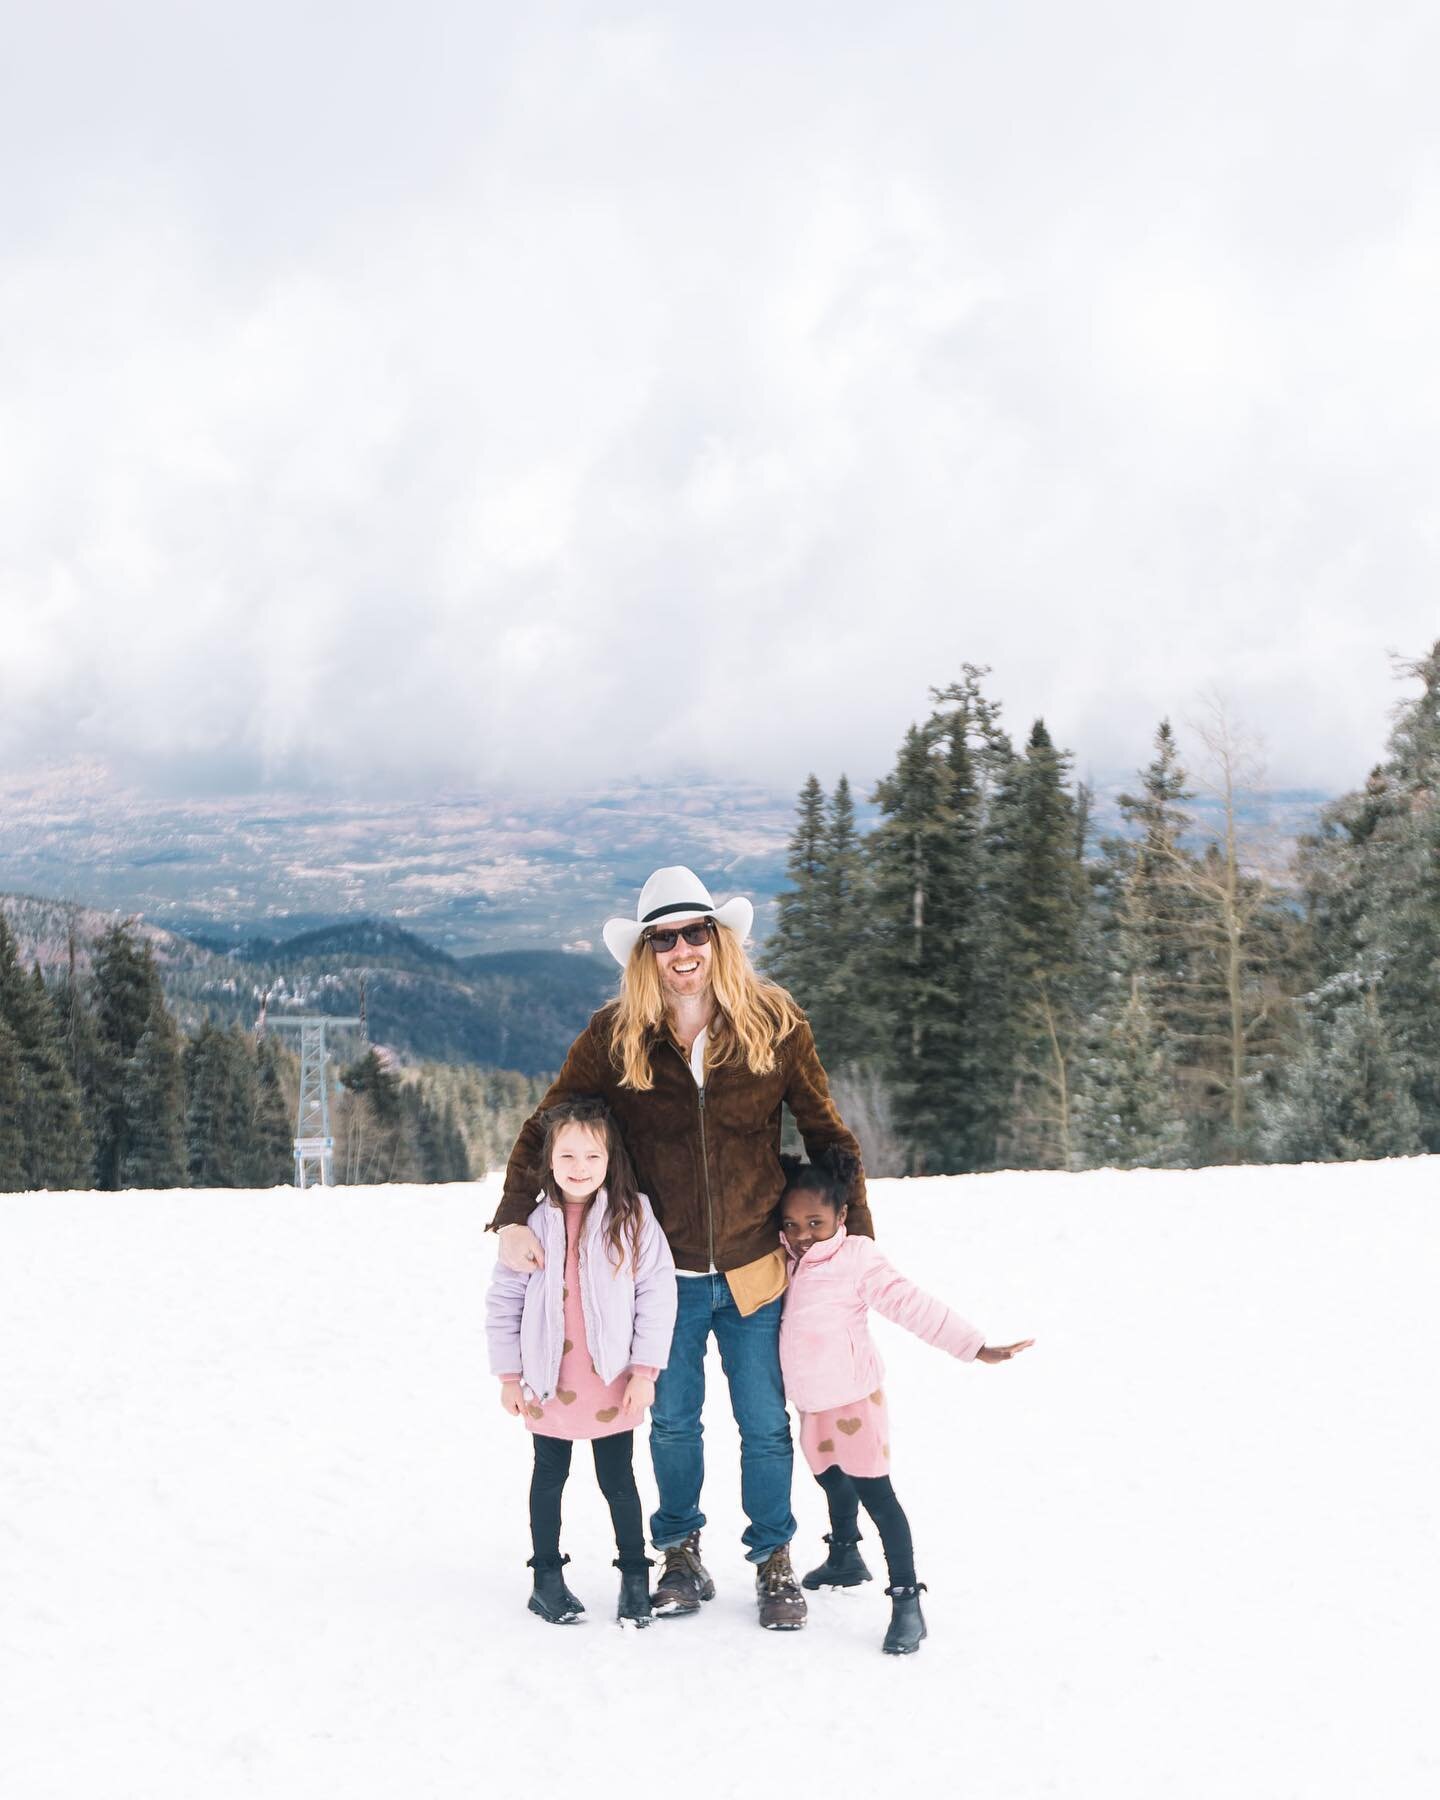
left=536, top=1095, right=646, bottom=1273
left=777, top=1146, right=860, bottom=1214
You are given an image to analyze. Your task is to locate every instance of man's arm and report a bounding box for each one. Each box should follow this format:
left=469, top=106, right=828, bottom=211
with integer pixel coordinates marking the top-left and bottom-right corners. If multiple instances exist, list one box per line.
left=783, top=1017, right=873, bottom=1238
left=486, top=1015, right=611, bottom=1232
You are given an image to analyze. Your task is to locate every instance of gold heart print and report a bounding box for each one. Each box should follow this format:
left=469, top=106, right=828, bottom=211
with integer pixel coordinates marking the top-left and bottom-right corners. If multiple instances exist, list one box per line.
left=562, top=1340, right=574, bottom=1354
left=557, top=1389, right=576, bottom=1405
left=817, top=1438, right=835, bottom=1454
left=526, top=1403, right=544, bottom=1419
left=836, top=1417, right=863, bottom=1436
left=595, top=1406, right=619, bottom=1422
left=869, top=1391, right=884, bottom=1405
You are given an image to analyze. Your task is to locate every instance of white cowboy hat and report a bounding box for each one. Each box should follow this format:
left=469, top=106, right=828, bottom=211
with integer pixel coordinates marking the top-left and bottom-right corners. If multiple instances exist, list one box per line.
left=601, top=865, right=755, bottom=967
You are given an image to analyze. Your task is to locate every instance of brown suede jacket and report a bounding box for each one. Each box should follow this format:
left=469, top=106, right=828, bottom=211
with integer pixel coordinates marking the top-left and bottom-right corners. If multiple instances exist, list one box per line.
left=488, top=1002, right=871, bottom=1273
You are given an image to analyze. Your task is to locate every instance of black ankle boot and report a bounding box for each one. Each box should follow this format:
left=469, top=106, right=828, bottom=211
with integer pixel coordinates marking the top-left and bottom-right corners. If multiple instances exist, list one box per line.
left=615, top=1557, right=654, bottom=1628
left=881, top=1582, right=928, bottom=1655
left=527, top=1555, right=583, bottom=1624
left=802, top=1533, right=873, bottom=1590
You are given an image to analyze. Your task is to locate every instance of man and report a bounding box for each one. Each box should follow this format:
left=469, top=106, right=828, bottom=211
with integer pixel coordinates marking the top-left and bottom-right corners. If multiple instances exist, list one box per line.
left=490, top=865, right=870, bottom=1630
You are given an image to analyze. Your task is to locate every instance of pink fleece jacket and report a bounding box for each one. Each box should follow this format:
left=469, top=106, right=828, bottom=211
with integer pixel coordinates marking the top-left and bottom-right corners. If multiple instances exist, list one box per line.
left=778, top=1225, right=985, bottom=1412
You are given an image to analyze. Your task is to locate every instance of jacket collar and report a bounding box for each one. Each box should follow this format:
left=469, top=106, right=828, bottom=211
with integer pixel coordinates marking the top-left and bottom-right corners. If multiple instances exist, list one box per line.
left=781, top=1222, right=849, bottom=1271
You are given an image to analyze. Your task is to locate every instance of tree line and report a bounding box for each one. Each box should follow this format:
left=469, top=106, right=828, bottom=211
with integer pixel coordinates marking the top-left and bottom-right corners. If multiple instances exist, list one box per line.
left=0, top=918, right=484, bottom=1192
left=766, top=651, right=1439, bottom=1175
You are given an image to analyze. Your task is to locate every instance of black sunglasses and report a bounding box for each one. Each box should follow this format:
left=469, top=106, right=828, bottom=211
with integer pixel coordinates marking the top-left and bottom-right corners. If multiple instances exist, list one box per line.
left=644, top=919, right=715, bottom=952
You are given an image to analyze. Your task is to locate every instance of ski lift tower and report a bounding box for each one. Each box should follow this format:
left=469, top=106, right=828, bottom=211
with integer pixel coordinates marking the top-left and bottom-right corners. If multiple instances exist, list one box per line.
left=263, top=1014, right=363, bottom=1188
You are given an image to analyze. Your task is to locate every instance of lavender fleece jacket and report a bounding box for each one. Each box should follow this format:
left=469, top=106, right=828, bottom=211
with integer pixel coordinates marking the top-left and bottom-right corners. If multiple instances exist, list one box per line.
left=779, top=1225, right=985, bottom=1412
left=486, top=1190, right=678, bottom=1404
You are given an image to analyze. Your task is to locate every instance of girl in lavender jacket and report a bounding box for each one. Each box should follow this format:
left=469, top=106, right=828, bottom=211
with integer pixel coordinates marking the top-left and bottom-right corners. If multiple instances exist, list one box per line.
left=778, top=1150, right=1033, bottom=1655
left=487, top=1097, right=677, bottom=1627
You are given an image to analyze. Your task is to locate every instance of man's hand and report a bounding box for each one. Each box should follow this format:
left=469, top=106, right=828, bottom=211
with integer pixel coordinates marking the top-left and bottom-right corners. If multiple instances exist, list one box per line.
left=498, top=1223, right=545, bottom=1272
left=976, top=1339, right=1035, bottom=1364
left=621, top=1374, right=656, bottom=1419
left=499, top=1380, right=525, bottom=1416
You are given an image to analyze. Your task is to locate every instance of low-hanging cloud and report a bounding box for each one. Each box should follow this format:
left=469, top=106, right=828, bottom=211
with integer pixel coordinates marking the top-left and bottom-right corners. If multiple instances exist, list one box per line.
left=2, top=0, right=1438, bottom=800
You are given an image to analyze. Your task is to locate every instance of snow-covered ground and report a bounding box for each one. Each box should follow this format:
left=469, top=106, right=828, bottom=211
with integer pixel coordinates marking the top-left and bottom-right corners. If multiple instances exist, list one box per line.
left=3, top=1161, right=1436, bottom=1799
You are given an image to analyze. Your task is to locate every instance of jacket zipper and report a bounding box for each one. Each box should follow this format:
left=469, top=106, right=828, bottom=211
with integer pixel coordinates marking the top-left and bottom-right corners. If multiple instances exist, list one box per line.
left=672, top=1039, right=716, bottom=1273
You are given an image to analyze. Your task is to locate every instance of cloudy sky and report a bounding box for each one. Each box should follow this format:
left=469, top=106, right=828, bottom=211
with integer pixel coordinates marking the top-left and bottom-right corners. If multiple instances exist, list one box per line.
left=3, top=0, right=1438, bottom=800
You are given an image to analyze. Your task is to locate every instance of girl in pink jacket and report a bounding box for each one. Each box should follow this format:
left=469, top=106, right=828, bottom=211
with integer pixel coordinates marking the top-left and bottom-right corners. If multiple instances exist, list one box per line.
left=778, top=1151, right=1033, bottom=1655
left=488, top=1097, right=677, bottom=1628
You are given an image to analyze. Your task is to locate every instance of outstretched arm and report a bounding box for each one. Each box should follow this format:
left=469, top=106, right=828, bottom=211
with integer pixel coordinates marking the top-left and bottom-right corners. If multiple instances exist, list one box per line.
left=854, top=1241, right=986, bottom=1361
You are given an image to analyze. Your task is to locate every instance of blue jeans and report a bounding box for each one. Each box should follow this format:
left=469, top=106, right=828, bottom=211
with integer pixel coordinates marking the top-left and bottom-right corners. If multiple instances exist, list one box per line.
left=649, top=1275, right=796, bottom=1564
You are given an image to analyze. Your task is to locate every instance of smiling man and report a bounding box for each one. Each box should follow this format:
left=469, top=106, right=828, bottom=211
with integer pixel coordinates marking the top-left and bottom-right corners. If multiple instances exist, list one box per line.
left=489, top=865, right=870, bottom=1630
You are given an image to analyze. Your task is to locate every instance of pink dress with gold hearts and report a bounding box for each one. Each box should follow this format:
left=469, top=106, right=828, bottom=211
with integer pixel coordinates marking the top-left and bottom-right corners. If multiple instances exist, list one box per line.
left=526, top=1199, right=649, bottom=1440
left=799, top=1389, right=893, bottom=1479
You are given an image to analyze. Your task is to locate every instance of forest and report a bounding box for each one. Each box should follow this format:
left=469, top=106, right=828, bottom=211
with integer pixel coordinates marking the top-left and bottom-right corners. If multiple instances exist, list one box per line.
left=764, top=648, right=1440, bottom=1175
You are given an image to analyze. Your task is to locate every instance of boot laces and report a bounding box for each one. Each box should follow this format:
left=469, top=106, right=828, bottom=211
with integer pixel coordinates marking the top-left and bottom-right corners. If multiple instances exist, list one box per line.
left=759, top=1546, right=799, bottom=1596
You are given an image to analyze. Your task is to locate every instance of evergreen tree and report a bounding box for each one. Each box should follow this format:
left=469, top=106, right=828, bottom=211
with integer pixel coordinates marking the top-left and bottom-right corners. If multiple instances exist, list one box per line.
left=1260, top=987, right=1423, bottom=1163
left=92, top=924, right=169, bottom=1188
left=0, top=916, right=92, bottom=1190
left=0, top=1016, right=26, bottom=1189
left=1072, top=977, right=1188, bottom=1169
left=1301, top=644, right=1440, bottom=1147
left=338, top=1049, right=406, bottom=1182
left=185, top=1023, right=259, bottom=1187
left=1113, top=721, right=1200, bottom=1037
left=52, top=947, right=104, bottom=1184
left=119, top=1000, right=187, bottom=1188
left=438, top=1100, right=472, bottom=1182
left=246, top=1036, right=296, bottom=1186
left=808, top=774, right=873, bottom=1070
left=766, top=775, right=828, bottom=1013
left=864, top=711, right=992, bottom=1172
left=986, top=720, right=1087, bottom=1169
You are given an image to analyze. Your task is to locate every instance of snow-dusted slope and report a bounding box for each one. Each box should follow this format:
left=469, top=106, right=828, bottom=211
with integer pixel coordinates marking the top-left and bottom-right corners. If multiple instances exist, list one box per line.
left=3, top=1162, right=1435, bottom=1799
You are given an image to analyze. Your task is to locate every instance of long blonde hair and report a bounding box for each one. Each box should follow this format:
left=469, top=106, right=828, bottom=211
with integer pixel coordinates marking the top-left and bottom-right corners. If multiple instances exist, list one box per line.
left=611, top=923, right=803, bottom=1091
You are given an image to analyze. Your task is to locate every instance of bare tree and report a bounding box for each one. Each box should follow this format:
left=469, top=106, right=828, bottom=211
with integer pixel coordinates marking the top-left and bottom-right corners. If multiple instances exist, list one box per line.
left=1167, top=695, right=1294, bottom=1156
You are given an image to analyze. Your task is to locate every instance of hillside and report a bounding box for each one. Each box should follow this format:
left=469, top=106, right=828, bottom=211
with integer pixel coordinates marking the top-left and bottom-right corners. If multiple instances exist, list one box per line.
left=2, top=1159, right=1433, bottom=1799
left=1, top=893, right=614, bottom=1076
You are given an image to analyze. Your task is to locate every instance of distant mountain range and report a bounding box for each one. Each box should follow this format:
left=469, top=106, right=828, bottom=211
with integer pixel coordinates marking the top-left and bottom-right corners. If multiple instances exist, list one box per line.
left=0, top=761, right=1332, bottom=961
left=0, top=763, right=800, bottom=955
left=0, top=895, right=614, bottom=1077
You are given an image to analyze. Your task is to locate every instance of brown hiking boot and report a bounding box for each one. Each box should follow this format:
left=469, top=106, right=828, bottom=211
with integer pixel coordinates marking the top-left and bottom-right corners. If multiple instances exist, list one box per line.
left=755, top=1544, right=808, bottom=1630
left=652, top=1531, right=716, bottom=1618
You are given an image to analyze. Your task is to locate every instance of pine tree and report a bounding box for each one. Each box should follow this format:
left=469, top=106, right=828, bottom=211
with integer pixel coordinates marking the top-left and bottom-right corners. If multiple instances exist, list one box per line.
left=52, top=945, right=104, bottom=1184
left=1260, top=988, right=1423, bottom=1163
left=246, top=1036, right=295, bottom=1187
left=185, top=1023, right=259, bottom=1187
left=92, top=924, right=169, bottom=1188
left=0, top=917, right=92, bottom=1190
left=119, top=1000, right=187, bottom=1188
left=866, top=713, right=994, bottom=1173
left=808, top=774, right=872, bottom=1071
left=438, top=1100, right=471, bottom=1182
left=986, top=720, right=1087, bottom=1169
left=1072, top=977, right=1188, bottom=1170
left=767, top=775, right=828, bottom=1015
left=0, top=1016, right=27, bottom=1189
left=338, top=1049, right=405, bottom=1183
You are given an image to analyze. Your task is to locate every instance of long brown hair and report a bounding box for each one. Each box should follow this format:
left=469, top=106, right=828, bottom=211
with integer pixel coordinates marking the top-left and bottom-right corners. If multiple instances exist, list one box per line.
left=609, top=921, right=803, bottom=1091
left=536, top=1095, right=646, bottom=1273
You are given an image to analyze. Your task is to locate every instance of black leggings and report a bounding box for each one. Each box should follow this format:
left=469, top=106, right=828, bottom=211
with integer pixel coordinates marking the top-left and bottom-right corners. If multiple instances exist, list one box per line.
left=529, top=1431, right=648, bottom=1572
left=815, top=1464, right=916, bottom=1588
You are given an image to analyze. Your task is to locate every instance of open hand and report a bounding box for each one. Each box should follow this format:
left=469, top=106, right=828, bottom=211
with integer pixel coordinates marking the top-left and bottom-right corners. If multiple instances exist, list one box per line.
left=621, top=1374, right=656, bottom=1419
left=977, top=1339, right=1035, bottom=1363
left=498, top=1224, right=545, bottom=1272
left=499, top=1380, right=526, bottom=1416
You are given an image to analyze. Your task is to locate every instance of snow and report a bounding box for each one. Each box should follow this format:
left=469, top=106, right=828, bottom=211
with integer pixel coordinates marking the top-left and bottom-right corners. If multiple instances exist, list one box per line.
left=3, top=1160, right=1437, bottom=1799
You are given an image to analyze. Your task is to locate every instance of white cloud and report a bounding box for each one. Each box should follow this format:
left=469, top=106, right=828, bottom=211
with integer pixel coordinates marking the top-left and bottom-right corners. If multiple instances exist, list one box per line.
left=2, top=1, right=1439, bottom=800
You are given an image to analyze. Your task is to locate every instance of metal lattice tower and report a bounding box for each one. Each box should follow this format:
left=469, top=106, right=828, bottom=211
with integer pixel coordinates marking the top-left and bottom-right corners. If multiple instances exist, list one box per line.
left=263, top=1015, right=362, bottom=1188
